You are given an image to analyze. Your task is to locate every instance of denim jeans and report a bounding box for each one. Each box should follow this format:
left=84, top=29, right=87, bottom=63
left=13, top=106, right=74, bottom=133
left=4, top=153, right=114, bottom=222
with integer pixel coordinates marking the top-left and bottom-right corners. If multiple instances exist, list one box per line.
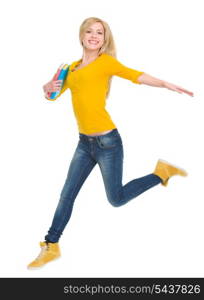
left=45, top=128, right=162, bottom=242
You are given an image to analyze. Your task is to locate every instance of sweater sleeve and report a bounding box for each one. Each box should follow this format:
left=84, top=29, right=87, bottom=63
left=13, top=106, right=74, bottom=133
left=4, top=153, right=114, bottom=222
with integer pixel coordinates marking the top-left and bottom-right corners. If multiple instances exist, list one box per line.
left=104, top=54, right=144, bottom=84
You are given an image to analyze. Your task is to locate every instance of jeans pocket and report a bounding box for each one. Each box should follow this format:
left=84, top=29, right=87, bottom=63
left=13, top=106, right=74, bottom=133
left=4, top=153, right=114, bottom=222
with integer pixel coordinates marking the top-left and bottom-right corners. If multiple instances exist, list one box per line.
left=96, top=134, right=122, bottom=149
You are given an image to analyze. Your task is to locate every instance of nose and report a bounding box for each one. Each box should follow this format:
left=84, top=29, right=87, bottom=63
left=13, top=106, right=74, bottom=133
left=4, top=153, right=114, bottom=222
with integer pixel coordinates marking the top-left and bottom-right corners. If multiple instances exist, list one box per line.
left=90, top=32, right=97, bottom=38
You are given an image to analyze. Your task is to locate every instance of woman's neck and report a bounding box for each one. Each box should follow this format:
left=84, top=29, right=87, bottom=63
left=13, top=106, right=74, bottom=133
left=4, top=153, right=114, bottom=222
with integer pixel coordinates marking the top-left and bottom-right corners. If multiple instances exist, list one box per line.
left=81, top=49, right=100, bottom=65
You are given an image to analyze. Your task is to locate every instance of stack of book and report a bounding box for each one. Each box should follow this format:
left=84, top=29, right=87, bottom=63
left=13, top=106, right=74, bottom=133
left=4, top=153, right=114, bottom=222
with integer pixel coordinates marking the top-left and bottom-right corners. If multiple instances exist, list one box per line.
left=47, top=63, right=69, bottom=100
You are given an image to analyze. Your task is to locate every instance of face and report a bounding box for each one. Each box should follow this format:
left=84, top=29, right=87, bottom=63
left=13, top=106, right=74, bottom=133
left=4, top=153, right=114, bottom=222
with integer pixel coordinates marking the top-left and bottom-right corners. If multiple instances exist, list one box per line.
left=82, top=22, right=105, bottom=51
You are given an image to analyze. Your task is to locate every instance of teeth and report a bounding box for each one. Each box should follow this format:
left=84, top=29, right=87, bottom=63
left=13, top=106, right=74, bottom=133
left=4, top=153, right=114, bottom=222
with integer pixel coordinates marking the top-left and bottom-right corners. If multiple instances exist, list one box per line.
left=88, top=40, right=98, bottom=44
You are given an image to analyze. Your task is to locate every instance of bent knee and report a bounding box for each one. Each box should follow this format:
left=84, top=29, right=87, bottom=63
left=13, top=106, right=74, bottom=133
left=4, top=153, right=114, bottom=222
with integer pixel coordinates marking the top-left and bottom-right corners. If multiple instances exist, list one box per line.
left=108, top=199, right=122, bottom=207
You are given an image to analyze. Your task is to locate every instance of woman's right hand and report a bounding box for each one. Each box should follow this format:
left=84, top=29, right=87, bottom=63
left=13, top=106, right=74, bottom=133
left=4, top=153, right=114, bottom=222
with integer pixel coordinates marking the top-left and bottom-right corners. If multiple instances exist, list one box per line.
left=43, top=80, right=63, bottom=93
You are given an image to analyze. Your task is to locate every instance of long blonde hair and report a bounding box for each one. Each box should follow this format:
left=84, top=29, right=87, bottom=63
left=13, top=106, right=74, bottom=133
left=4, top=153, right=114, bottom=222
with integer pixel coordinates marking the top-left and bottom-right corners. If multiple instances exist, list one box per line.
left=79, top=17, right=116, bottom=98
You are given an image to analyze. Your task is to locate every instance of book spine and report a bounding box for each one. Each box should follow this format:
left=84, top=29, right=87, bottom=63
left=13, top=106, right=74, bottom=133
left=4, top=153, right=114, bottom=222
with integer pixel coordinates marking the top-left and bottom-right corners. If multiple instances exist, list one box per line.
left=49, top=65, right=69, bottom=99
left=47, top=66, right=63, bottom=99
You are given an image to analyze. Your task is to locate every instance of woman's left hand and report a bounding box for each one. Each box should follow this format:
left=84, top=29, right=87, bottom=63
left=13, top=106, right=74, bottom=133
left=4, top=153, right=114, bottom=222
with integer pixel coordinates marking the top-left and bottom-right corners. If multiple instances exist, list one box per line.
left=164, top=81, right=194, bottom=97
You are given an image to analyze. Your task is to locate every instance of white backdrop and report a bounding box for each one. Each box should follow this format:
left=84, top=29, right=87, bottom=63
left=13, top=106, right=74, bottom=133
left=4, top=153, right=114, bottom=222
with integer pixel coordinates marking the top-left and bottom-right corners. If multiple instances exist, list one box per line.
left=0, top=0, right=203, bottom=277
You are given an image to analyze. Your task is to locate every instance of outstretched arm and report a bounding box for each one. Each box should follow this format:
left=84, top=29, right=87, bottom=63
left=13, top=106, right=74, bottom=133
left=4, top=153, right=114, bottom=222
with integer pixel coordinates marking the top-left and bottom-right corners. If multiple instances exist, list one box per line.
left=138, top=72, right=194, bottom=97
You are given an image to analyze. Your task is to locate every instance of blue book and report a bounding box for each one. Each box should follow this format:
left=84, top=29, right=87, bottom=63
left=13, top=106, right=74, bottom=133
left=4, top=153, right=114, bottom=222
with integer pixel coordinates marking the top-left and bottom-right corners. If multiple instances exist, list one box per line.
left=49, top=64, right=69, bottom=99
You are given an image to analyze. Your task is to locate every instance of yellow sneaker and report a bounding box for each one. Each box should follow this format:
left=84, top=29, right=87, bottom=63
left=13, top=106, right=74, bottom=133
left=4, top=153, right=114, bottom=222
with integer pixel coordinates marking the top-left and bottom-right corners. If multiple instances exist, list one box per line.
left=27, top=242, right=61, bottom=269
left=153, top=159, right=188, bottom=186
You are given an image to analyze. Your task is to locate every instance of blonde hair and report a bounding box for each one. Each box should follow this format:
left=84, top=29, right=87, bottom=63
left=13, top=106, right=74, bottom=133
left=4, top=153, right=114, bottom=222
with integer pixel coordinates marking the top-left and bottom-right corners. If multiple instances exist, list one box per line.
left=79, top=17, right=116, bottom=98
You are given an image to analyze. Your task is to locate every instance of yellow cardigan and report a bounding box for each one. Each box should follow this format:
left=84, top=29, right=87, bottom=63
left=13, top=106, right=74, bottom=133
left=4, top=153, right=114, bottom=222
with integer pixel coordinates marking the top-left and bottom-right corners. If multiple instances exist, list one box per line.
left=51, top=53, right=144, bottom=134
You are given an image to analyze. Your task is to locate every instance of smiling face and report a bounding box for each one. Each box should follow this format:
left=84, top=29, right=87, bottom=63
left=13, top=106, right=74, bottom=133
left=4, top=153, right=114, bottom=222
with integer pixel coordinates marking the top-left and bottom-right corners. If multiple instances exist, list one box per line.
left=82, top=22, right=105, bottom=52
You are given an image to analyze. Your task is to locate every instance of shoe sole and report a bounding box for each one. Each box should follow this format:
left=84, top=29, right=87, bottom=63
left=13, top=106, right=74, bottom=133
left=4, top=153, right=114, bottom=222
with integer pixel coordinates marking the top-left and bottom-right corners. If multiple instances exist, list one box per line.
left=27, top=255, right=61, bottom=270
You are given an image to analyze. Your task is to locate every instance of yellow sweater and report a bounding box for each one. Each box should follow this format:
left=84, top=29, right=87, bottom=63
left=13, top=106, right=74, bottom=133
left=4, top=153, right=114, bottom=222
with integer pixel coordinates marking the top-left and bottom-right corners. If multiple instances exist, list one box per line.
left=51, top=53, right=144, bottom=134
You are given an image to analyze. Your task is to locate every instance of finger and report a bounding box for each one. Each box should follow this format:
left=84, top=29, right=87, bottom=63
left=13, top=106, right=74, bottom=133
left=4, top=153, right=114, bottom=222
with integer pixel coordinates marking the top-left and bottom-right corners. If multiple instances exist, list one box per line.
left=55, top=82, right=62, bottom=87
left=52, top=73, right=57, bottom=80
left=183, top=90, right=194, bottom=96
left=176, top=86, right=192, bottom=94
left=177, top=87, right=189, bottom=93
left=177, top=87, right=194, bottom=96
left=177, top=89, right=194, bottom=97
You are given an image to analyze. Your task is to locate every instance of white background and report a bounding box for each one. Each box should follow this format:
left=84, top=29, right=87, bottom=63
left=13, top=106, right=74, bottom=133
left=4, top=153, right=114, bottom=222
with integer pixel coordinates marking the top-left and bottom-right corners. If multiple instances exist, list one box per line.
left=0, top=0, right=203, bottom=277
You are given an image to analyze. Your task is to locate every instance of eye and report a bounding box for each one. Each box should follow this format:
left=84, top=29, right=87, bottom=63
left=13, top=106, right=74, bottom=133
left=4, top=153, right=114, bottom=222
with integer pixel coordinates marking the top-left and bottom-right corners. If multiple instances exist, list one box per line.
left=86, top=30, right=103, bottom=34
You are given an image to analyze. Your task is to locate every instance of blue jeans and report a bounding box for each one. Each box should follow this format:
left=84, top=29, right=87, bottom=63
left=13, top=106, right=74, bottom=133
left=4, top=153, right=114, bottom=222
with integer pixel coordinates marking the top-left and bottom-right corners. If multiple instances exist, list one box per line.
left=45, top=128, right=162, bottom=242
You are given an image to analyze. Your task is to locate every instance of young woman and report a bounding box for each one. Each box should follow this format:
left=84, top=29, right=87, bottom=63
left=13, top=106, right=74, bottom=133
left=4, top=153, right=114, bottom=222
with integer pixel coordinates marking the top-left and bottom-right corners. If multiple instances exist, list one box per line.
left=28, top=17, right=193, bottom=269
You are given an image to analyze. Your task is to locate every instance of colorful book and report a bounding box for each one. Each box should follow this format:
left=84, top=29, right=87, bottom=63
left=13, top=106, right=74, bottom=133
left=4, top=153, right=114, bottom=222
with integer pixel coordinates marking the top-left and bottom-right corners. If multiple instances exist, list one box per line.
left=47, top=64, right=64, bottom=99
left=48, top=63, right=69, bottom=100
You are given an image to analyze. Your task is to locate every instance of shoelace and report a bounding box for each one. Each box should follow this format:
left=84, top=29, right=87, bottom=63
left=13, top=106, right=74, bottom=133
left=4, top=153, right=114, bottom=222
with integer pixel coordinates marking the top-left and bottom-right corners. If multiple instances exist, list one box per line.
left=36, top=244, right=49, bottom=261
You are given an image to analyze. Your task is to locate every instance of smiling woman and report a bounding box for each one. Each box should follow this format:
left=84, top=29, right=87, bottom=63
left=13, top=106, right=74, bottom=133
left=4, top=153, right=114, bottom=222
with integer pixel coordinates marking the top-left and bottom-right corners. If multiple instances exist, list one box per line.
left=78, top=22, right=105, bottom=69
left=83, top=24, right=104, bottom=44
left=28, top=16, right=193, bottom=269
